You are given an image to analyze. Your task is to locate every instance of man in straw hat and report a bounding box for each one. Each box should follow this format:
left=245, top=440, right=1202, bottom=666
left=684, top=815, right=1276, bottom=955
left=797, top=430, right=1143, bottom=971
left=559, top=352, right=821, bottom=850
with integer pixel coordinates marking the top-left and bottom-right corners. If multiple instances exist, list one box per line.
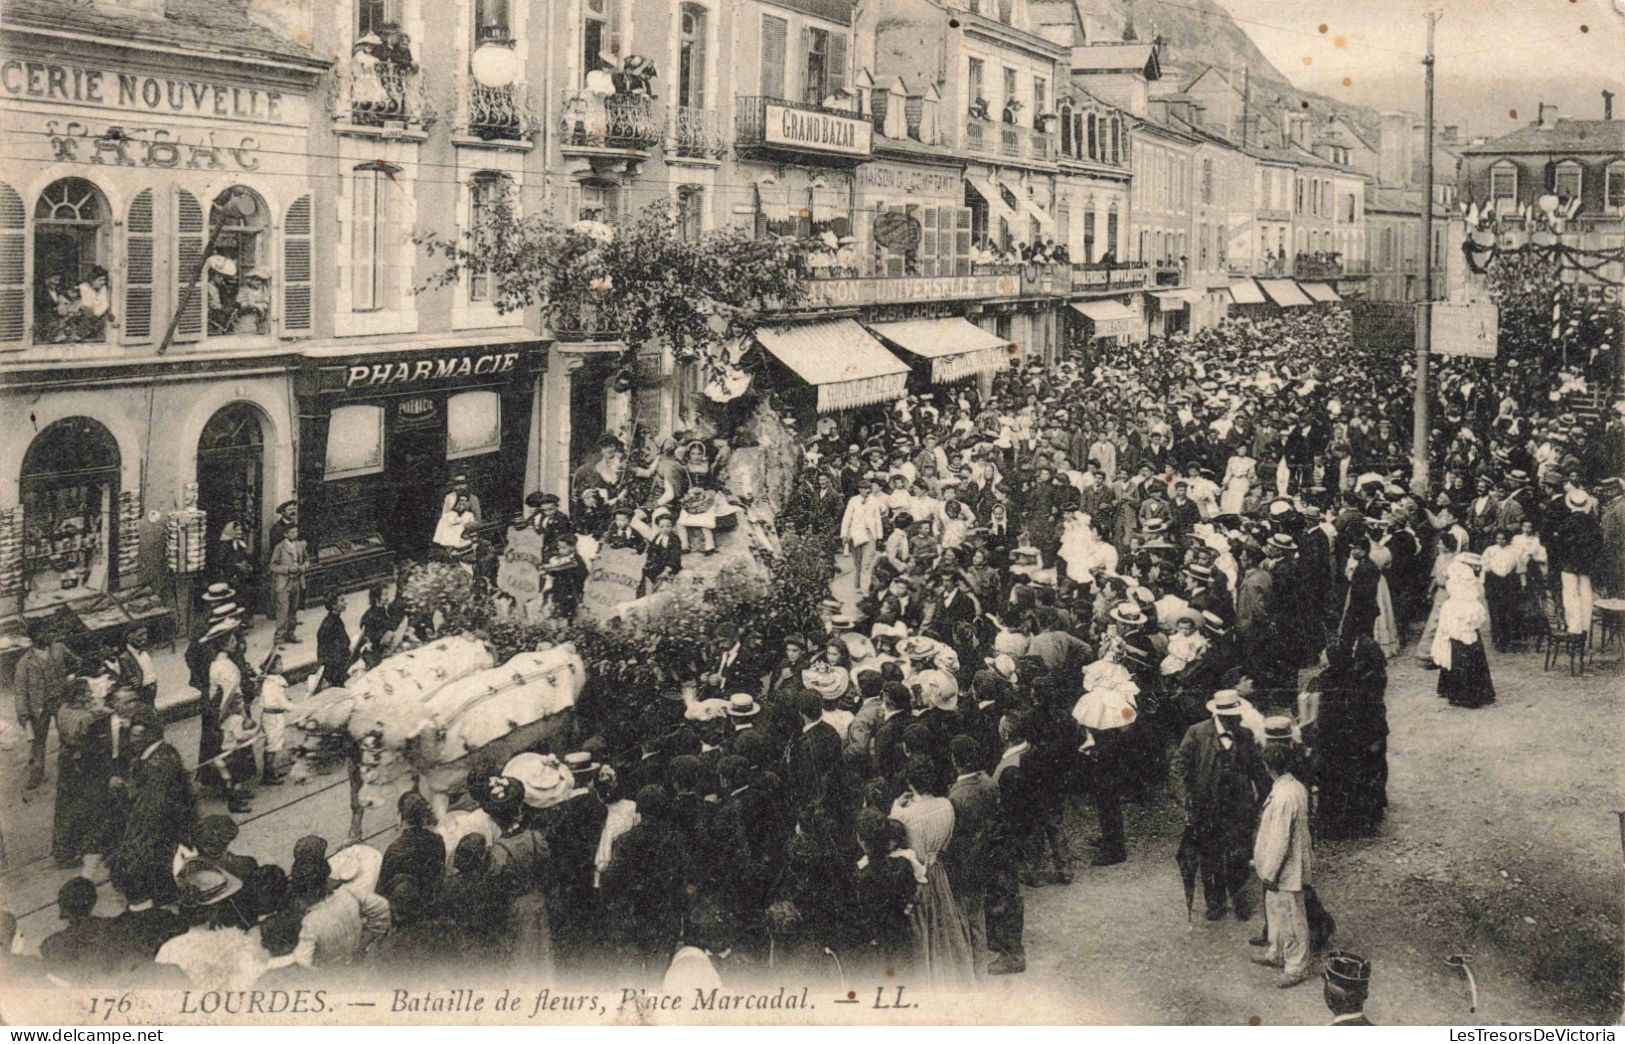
left=1171, top=690, right=1271, bottom=922
left=1251, top=737, right=1314, bottom=988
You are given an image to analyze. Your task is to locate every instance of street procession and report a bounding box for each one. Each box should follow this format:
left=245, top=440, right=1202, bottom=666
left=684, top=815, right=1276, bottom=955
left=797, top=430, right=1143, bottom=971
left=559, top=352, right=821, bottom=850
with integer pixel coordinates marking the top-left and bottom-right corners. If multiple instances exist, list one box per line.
left=1, top=0, right=1623, bottom=1031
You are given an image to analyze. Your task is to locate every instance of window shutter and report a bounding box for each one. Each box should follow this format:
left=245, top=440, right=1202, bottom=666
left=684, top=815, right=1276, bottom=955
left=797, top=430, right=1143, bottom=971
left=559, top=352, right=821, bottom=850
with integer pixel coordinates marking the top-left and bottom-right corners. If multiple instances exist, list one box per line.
left=608, top=0, right=624, bottom=58
left=760, top=15, right=787, bottom=99
left=352, top=171, right=377, bottom=311
left=829, top=33, right=848, bottom=96
left=566, top=183, right=582, bottom=223
left=954, top=207, right=971, bottom=275
left=122, top=189, right=155, bottom=345
left=921, top=206, right=937, bottom=273
left=173, top=188, right=205, bottom=343
left=692, top=20, right=707, bottom=109
left=283, top=194, right=313, bottom=335
left=383, top=0, right=404, bottom=28
left=0, top=182, right=25, bottom=348
left=380, top=179, right=404, bottom=311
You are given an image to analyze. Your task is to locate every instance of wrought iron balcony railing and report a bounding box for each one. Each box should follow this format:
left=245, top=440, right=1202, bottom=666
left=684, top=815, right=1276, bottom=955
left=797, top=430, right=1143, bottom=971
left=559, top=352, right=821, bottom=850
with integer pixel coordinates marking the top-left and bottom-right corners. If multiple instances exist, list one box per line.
left=343, top=58, right=432, bottom=128
left=462, top=78, right=538, bottom=141
left=669, top=105, right=728, bottom=159
left=558, top=90, right=664, bottom=152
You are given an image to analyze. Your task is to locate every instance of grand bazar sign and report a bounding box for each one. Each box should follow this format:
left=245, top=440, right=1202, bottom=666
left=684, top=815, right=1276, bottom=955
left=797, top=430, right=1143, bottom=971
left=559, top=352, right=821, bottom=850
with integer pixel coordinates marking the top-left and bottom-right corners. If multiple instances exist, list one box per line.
left=762, top=101, right=872, bottom=156
left=1, top=59, right=289, bottom=122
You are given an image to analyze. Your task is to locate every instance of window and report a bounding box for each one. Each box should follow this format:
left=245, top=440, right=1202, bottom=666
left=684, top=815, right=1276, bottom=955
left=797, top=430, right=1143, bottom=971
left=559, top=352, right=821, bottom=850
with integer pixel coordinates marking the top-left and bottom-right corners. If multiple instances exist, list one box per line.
left=1106, top=203, right=1118, bottom=259
left=1110, top=117, right=1120, bottom=164
left=678, top=4, right=707, bottom=110
left=1199, top=222, right=1209, bottom=268
left=1086, top=114, right=1098, bottom=159
left=583, top=0, right=623, bottom=85
left=1553, top=161, right=1582, bottom=202
left=1033, top=77, right=1046, bottom=121
left=1295, top=177, right=1304, bottom=213
left=1201, top=158, right=1213, bottom=204
left=1002, top=68, right=1017, bottom=121
left=1490, top=163, right=1517, bottom=201
left=32, top=177, right=111, bottom=344
left=448, top=391, right=501, bottom=458
left=1607, top=163, right=1625, bottom=211
left=759, top=14, right=787, bottom=99
left=351, top=162, right=403, bottom=313
left=677, top=184, right=704, bottom=242
left=474, top=0, right=510, bottom=44
left=1082, top=209, right=1096, bottom=262
left=468, top=172, right=510, bottom=303
left=357, top=0, right=403, bottom=37
left=325, top=404, right=385, bottom=478
left=967, top=58, right=984, bottom=110
left=1058, top=100, right=1073, bottom=155
left=206, top=187, right=270, bottom=336
left=803, top=27, right=831, bottom=104
left=579, top=179, right=620, bottom=222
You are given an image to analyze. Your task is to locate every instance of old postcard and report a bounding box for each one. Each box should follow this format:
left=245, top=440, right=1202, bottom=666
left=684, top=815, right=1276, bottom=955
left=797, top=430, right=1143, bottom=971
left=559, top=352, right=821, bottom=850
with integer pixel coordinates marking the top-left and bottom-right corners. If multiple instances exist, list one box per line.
left=1, top=0, right=1621, bottom=1029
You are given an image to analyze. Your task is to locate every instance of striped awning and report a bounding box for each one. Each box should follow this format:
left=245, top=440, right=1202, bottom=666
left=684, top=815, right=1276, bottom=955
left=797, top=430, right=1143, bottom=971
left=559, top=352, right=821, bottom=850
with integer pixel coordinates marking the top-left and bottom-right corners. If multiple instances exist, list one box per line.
left=868, top=318, right=1013, bottom=384
left=1070, top=298, right=1144, bottom=340
left=1258, top=279, right=1314, bottom=307
left=1300, top=281, right=1342, bottom=303
left=1228, top=278, right=1267, bottom=305
left=756, top=319, right=909, bottom=413
left=965, top=173, right=1023, bottom=238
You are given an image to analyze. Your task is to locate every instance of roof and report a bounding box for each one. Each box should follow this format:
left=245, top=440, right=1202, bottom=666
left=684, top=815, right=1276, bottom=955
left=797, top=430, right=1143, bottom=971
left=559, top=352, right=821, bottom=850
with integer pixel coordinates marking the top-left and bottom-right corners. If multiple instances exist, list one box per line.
left=762, top=0, right=855, bottom=26
left=1365, top=186, right=1423, bottom=215
left=4, top=0, right=321, bottom=66
left=1072, top=42, right=1160, bottom=78
left=1459, top=119, right=1625, bottom=155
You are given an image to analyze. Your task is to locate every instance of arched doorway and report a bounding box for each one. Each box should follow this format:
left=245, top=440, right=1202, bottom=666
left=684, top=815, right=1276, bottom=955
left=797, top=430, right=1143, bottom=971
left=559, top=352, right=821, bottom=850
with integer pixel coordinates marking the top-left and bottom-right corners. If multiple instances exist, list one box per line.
left=20, top=417, right=121, bottom=610
left=197, top=403, right=266, bottom=586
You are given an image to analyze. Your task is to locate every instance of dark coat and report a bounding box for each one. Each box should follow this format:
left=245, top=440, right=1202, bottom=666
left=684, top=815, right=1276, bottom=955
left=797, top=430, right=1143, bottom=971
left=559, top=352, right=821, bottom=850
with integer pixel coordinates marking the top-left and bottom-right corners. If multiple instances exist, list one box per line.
left=945, top=770, right=999, bottom=897
left=379, top=826, right=447, bottom=900
left=1170, top=720, right=1270, bottom=843
left=785, top=721, right=852, bottom=819
left=643, top=532, right=684, bottom=580
left=316, top=611, right=351, bottom=672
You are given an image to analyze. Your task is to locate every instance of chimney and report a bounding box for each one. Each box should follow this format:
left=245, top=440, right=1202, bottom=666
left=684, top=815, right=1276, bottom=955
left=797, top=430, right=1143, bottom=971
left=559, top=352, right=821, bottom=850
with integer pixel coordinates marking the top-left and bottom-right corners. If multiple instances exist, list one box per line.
left=1537, top=102, right=1559, bottom=129
left=1605, top=90, right=1616, bottom=121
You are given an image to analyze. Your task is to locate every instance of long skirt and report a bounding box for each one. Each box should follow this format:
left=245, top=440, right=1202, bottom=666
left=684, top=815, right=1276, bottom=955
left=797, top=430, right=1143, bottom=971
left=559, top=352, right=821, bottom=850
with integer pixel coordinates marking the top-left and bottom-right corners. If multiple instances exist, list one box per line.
left=1415, top=585, right=1447, bottom=666
left=1373, top=578, right=1400, bottom=659
left=911, top=860, right=977, bottom=990
left=1437, top=639, right=1495, bottom=708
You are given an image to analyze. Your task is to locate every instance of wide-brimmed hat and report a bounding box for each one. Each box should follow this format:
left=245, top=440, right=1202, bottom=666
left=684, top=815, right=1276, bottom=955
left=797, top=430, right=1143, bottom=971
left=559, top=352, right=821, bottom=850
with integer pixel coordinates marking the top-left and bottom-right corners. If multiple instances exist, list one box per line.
left=1201, top=610, right=1228, bottom=635
left=915, top=668, right=958, bottom=711
left=209, top=602, right=244, bottom=621
left=1262, top=715, right=1296, bottom=742
left=564, top=751, right=598, bottom=777
left=1265, top=533, right=1297, bottom=554
left=1566, top=488, right=1590, bottom=510
left=1184, top=561, right=1214, bottom=581
left=1110, top=602, right=1146, bottom=628
left=1206, top=689, right=1245, bottom=714
left=726, top=693, right=761, bottom=718
left=176, top=858, right=242, bottom=908
left=201, top=583, right=236, bottom=604
left=801, top=661, right=850, bottom=700
left=983, top=652, right=1017, bottom=680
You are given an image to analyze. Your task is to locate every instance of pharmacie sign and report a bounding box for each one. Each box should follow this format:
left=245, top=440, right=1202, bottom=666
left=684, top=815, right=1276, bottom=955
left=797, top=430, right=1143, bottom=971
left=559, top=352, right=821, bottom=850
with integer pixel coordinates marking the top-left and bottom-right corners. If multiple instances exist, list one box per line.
left=345, top=351, right=520, bottom=389
left=764, top=101, right=872, bottom=156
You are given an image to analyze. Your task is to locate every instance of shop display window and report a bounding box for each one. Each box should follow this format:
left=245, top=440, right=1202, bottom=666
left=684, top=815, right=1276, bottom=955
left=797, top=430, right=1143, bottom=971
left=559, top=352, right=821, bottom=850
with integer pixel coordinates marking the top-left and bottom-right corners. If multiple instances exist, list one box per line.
left=325, top=404, right=386, bottom=478
left=447, top=390, right=501, bottom=458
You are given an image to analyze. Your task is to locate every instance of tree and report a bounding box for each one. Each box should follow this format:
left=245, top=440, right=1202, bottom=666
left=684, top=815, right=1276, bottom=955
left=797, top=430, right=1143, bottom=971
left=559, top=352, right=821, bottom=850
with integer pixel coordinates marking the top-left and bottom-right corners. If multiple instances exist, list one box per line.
left=419, top=192, right=817, bottom=394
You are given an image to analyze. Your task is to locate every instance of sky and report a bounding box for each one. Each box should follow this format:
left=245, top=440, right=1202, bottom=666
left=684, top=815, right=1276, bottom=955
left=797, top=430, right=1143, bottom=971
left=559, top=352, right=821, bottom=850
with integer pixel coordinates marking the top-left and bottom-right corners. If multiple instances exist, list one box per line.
left=1213, top=0, right=1625, bottom=138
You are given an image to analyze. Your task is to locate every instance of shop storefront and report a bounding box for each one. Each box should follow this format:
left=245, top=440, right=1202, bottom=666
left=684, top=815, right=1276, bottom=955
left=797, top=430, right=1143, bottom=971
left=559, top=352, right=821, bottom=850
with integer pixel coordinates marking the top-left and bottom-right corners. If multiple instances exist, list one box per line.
left=294, top=340, right=547, bottom=598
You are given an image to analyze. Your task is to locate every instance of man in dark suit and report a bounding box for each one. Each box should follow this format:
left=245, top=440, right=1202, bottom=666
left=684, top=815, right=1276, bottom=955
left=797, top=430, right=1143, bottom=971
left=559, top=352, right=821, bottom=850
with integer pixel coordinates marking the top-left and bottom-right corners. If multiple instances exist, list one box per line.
left=1298, top=506, right=1337, bottom=629
left=946, top=735, right=998, bottom=968
left=531, top=493, right=575, bottom=548
left=106, top=861, right=186, bottom=972
left=784, top=690, right=851, bottom=827
left=1168, top=480, right=1202, bottom=541
left=870, top=682, right=914, bottom=780
left=267, top=500, right=298, bottom=556
left=39, top=877, right=117, bottom=983
left=1170, top=691, right=1271, bottom=921
left=986, top=709, right=1037, bottom=975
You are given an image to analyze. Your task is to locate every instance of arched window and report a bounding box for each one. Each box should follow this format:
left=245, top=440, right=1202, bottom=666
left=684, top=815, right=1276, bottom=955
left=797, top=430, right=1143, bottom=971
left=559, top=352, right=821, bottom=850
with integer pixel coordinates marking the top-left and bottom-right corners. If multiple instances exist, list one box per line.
left=1086, top=113, right=1098, bottom=160
left=207, top=187, right=271, bottom=336
left=33, top=177, right=111, bottom=344
left=468, top=171, right=511, bottom=302
left=21, top=417, right=121, bottom=608
left=1057, top=100, right=1073, bottom=156
left=1110, top=117, right=1121, bottom=164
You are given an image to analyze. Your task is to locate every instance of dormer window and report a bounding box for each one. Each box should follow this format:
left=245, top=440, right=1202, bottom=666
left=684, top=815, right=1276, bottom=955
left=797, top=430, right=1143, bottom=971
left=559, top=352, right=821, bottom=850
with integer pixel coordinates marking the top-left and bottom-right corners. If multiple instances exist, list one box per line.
left=1553, top=161, right=1582, bottom=202
left=1607, top=161, right=1625, bottom=212
left=1490, top=162, right=1517, bottom=202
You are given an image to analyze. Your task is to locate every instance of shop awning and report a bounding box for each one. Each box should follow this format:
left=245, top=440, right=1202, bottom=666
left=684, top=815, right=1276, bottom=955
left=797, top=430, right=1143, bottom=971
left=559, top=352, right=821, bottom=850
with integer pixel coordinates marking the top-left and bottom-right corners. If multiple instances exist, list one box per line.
left=1258, top=279, right=1314, bottom=308
left=1009, top=184, right=1056, bottom=239
left=965, top=173, right=1023, bottom=239
left=868, top=318, right=1013, bottom=384
left=1151, top=288, right=1200, bottom=312
left=1300, top=281, right=1342, bottom=303
left=1228, top=278, right=1267, bottom=305
left=756, top=319, right=908, bottom=413
left=1070, top=299, right=1144, bottom=340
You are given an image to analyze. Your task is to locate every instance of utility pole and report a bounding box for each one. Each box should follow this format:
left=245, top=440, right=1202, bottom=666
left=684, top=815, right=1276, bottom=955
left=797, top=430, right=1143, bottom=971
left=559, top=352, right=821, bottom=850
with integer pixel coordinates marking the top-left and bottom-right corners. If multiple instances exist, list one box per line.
left=1411, top=10, right=1438, bottom=496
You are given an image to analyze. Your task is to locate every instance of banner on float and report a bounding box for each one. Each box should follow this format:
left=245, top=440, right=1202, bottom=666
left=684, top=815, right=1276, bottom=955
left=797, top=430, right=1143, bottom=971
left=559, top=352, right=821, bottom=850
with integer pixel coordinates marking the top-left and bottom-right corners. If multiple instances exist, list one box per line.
left=1428, top=301, right=1499, bottom=358
left=496, top=526, right=545, bottom=600
left=579, top=547, right=645, bottom=621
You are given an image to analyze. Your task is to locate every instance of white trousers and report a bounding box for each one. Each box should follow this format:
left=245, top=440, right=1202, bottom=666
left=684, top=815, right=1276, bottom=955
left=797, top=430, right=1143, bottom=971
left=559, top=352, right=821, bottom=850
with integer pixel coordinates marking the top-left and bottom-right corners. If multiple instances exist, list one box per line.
left=1265, top=887, right=1310, bottom=977
left=1561, top=572, right=1593, bottom=636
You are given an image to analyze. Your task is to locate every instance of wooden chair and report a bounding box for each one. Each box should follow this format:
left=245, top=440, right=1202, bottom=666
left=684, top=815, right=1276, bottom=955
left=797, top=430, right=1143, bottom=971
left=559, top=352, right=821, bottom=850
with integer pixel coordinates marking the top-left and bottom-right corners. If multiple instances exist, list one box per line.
left=1538, top=595, right=1587, bottom=676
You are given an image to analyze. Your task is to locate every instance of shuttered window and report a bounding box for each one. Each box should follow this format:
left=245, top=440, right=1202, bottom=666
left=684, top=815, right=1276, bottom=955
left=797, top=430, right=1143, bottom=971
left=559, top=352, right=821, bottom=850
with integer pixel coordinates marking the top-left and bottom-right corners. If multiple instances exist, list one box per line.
left=0, top=182, right=25, bottom=347
left=122, top=189, right=155, bottom=344
left=173, top=188, right=204, bottom=343
left=283, top=194, right=313, bottom=334
left=760, top=15, right=787, bottom=99
left=351, top=164, right=402, bottom=313
left=828, top=32, right=847, bottom=97
left=679, top=4, right=707, bottom=110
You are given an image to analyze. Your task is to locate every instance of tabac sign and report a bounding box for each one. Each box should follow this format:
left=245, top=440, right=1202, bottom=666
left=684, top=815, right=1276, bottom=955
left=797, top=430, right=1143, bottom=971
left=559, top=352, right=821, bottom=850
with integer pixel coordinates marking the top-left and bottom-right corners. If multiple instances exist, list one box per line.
left=763, top=101, right=872, bottom=156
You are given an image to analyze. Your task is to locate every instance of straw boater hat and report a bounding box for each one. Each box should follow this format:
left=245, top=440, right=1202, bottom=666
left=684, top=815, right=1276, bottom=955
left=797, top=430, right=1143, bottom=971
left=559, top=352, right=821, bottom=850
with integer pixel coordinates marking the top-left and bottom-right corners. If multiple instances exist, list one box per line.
left=201, top=583, right=236, bottom=604
left=1110, top=602, right=1146, bottom=628
left=1206, top=689, right=1245, bottom=715
left=726, top=693, right=760, bottom=719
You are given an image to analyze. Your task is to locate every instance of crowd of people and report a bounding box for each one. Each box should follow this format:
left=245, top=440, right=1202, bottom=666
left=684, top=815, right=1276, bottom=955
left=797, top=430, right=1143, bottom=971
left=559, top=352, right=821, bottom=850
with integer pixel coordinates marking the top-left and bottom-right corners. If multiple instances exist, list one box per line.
left=10, top=300, right=1622, bottom=1008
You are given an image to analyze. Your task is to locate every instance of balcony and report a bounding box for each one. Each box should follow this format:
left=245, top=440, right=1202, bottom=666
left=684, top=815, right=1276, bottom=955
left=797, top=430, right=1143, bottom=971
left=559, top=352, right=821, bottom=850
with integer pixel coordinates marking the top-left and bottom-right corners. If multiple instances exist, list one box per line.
left=735, top=96, right=872, bottom=161
left=546, top=298, right=621, bottom=344
left=962, top=118, right=1057, bottom=163
left=1291, top=255, right=1347, bottom=279
left=965, top=118, right=992, bottom=153
left=668, top=105, right=728, bottom=161
left=459, top=78, right=539, bottom=144
left=558, top=89, right=664, bottom=171
left=998, top=123, right=1020, bottom=158
left=1027, top=127, right=1056, bottom=162
left=340, top=58, right=433, bottom=130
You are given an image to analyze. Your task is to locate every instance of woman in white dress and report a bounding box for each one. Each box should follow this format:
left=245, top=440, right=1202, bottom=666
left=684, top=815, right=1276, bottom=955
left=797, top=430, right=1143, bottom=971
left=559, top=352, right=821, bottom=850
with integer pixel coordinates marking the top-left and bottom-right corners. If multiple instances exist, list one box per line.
left=1219, top=449, right=1257, bottom=516
left=1367, top=541, right=1401, bottom=659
